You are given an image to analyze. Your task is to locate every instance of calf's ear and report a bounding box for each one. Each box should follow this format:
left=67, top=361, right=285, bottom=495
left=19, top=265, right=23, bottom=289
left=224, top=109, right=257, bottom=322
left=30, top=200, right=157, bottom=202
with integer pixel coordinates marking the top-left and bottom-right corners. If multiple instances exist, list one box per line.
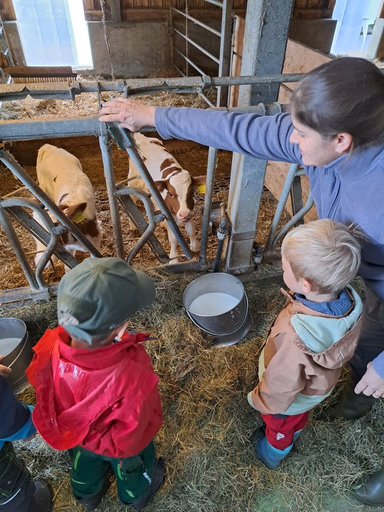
left=154, top=180, right=167, bottom=192
left=192, top=176, right=206, bottom=187
left=59, top=202, right=87, bottom=219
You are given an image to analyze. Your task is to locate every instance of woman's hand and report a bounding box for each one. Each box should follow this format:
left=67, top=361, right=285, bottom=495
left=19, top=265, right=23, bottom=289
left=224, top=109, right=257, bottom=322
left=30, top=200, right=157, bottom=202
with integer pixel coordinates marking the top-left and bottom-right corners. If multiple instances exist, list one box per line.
left=355, top=362, right=384, bottom=398
left=0, top=356, right=11, bottom=377
left=99, top=98, right=156, bottom=132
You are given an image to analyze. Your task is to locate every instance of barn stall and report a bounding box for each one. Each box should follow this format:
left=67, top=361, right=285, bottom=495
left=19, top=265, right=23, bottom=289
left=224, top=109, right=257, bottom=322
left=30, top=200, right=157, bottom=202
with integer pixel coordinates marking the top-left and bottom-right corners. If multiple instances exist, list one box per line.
left=1, top=1, right=384, bottom=511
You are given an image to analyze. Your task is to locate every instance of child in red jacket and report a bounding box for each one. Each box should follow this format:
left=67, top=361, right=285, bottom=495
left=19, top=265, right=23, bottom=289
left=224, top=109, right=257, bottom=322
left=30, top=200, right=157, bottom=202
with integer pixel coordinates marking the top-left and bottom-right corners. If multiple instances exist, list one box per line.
left=26, top=257, right=164, bottom=511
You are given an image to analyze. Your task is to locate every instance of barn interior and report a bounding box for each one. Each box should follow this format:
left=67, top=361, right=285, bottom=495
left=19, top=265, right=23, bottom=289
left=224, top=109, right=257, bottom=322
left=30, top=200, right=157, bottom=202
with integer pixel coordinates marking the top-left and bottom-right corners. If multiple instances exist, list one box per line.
left=1, top=0, right=384, bottom=511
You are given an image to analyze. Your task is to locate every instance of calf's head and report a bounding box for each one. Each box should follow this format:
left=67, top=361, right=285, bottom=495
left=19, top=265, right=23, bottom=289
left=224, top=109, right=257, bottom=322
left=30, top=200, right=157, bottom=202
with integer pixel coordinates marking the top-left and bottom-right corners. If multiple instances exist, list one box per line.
left=155, top=171, right=206, bottom=223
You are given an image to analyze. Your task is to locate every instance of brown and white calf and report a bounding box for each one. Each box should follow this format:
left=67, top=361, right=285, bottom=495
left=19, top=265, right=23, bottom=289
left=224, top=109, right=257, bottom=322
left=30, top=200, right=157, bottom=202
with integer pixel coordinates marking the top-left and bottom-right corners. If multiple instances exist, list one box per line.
left=34, top=144, right=102, bottom=267
left=129, top=133, right=205, bottom=263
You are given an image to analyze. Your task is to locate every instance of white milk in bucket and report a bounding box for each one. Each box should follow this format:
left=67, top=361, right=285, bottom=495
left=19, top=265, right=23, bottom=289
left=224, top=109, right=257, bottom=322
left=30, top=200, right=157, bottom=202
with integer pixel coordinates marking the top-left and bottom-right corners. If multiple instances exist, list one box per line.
left=189, top=292, right=239, bottom=316
left=1, top=338, right=22, bottom=355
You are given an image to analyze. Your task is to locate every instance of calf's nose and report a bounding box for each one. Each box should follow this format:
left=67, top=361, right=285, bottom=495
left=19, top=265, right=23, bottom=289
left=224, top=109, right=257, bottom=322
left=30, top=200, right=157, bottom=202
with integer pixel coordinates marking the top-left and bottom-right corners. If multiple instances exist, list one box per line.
left=177, top=209, right=192, bottom=222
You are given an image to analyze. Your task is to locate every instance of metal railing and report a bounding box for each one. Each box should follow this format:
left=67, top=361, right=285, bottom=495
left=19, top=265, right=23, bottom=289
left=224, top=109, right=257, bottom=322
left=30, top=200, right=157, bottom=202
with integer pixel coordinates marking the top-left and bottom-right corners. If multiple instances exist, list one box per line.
left=0, top=75, right=309, bottom=304
left=171, top=0, right=234, bottom=106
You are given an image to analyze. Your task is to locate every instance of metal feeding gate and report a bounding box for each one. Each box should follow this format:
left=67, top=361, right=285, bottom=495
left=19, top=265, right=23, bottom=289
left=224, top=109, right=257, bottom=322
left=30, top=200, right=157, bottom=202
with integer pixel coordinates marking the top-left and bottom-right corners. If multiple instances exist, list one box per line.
left=0, top=73, right=312, bottom=305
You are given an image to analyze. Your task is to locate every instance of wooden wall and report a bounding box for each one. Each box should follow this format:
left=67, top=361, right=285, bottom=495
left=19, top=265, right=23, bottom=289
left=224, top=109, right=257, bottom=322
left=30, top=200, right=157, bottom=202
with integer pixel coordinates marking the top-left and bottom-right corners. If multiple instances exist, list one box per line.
left=82, top=0, right=246, bottom=21
left=0, top=0, right=337, bottom=23
left=292, top=0, right=336, bottom=19
left=0, top=0, right=15, bottom=21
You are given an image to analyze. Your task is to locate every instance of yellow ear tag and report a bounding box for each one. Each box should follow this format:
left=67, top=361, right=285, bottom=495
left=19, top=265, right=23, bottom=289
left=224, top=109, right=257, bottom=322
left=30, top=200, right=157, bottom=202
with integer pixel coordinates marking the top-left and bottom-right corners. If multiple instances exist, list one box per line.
left=71, top=212, right=86, bottom=224
left=196, top=184, right=206, bottom=194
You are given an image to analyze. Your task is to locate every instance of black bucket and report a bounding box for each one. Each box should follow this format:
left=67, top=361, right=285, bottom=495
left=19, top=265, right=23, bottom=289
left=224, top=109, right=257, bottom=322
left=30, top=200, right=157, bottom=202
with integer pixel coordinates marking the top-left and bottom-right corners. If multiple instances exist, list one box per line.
left=0, top=318, right=33, bottom=394
left=183, top=273, right=252, bottom=346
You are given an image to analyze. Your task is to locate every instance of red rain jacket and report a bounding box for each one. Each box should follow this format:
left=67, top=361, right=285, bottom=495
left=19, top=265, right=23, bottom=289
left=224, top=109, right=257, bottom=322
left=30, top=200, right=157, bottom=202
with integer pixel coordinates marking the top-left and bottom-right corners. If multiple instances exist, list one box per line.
left=26, top=326, right=162, bottom=459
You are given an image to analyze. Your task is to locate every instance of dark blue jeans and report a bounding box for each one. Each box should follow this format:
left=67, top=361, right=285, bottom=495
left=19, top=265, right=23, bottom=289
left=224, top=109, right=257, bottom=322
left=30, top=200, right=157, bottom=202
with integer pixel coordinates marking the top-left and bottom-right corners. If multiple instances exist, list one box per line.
left=349, top=285, right=384, bottom=379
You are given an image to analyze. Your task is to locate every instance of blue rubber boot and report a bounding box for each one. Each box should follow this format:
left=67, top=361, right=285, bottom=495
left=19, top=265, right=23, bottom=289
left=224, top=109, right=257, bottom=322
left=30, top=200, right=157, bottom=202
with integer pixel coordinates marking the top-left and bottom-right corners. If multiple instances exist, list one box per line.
left=293, top=429, right=303, bottom=442
left=250, top=427, right=293, bottom=469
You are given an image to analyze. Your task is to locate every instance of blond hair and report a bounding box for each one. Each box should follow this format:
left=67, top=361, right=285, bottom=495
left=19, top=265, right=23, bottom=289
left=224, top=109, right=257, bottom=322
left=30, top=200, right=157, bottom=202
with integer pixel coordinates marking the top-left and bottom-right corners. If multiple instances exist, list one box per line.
left=281, top=220, right=361, bottom=295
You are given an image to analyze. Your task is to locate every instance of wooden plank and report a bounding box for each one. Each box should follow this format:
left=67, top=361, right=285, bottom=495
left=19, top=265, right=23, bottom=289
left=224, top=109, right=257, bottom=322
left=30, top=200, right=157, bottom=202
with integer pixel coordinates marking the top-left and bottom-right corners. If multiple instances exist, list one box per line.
left=121, top=7, right=242, bottom=20
left=229, top=15, right=245, bottom=108
left=84, top=9, right=102, bottom=20
left=82, top=0, right=95, bottom=10
left=280, top=37, right=332, bottom=99
left=5, top=66, right=76, bottom=78
left=0, top=0, right=16, bottom=21
left=150, top=0, right=164, bottom=9
left=265, top=161, right=318, bottom=222
left=294, top=0, right=308, bottom=8
left=293, top=8, right=333, bottom=19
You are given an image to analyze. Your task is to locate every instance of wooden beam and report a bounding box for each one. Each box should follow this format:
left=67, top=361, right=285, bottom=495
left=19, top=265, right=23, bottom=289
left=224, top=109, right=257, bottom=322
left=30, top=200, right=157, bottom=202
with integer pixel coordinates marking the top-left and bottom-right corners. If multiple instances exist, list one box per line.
left=293, top=8, right=333, bottom=19
left=85, top=8, right=246, bottom=21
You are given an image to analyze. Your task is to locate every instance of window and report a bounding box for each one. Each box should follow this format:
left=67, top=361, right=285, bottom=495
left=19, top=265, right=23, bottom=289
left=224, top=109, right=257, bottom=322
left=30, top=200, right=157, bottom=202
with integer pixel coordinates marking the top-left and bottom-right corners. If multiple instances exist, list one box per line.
left=13, top=0, right=92, bottom=68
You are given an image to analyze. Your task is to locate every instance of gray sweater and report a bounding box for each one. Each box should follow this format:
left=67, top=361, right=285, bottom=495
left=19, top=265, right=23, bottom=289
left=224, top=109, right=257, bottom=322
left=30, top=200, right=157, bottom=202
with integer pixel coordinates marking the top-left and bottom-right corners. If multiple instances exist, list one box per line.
left=155, top=107, right=384, bottom=374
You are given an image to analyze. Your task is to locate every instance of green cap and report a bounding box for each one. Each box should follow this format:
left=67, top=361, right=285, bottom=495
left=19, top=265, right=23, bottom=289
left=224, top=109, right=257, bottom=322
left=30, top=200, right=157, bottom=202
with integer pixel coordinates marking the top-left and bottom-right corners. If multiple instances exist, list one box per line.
left=57, top=257, right=155, bottom=343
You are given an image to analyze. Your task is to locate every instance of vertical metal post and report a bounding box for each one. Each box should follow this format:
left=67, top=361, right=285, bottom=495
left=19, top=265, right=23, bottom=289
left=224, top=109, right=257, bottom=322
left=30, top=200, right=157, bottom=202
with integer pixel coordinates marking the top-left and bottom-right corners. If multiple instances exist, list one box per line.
left=290, top=174, right=304, bottom=221
left=199, top=146, right=218, bottom=266
left=217, top=0, right=234, bottom=107
left=98, top=131, right=125, bottom=260
left=185, top=0, right=189, bottom=76
left=264, top=163, right=298, bottom=253
left=225, top=0, right=294, bottom=273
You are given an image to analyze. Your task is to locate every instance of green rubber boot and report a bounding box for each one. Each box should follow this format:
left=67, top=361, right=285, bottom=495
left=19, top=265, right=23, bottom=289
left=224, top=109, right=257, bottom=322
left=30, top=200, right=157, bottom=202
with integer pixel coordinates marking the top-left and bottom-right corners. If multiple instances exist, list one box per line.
left=317, top=370, right=375, bottom=421
left=353, top=467, right=384, bottom=506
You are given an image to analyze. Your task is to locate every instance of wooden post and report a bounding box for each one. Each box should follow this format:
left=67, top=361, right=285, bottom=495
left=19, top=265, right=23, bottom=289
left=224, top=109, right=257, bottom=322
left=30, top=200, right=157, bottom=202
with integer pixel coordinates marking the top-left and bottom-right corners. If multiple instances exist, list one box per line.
left=228, top=15, right=245, bottom=108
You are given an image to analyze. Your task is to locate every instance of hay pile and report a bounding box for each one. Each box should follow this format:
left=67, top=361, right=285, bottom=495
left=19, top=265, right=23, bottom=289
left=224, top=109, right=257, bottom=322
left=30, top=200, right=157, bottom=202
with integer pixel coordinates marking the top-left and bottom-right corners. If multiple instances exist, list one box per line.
left=2, top=274, right=382, bottom=512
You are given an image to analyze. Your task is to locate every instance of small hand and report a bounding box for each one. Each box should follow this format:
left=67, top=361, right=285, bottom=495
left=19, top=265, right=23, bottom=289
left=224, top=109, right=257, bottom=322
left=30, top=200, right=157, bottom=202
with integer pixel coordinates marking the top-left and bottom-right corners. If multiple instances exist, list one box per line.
left=99, top=98, right=156, bottom=132
left=354, top=362, right=384, bottom=398
left=0, top=356, right=12, bottom=377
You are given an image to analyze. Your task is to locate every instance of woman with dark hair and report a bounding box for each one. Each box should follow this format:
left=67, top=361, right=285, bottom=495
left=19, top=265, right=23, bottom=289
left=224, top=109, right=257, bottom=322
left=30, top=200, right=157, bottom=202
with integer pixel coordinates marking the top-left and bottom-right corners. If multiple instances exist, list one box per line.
left=100, top=57, right=384, bottom=505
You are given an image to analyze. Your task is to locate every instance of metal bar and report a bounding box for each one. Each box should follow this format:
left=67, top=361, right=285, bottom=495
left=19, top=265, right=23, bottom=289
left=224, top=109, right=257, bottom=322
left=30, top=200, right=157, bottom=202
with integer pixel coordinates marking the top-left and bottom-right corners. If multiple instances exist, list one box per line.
left=198, top=92, right=215, bottom=107
left=4, top=200, right=78, bottom=284
left=157, top=259, right=212, bottom=273
left=290, top=174, right=304, bottom=223
left=175, top=57, right=214, bottom=107
left=0, top=104, right=284, bottom=141
left=0, top=74, right=306, bottom=101
left=217, top=0, right=234, bottom=107
left=0, top=284, right=58, bottom=305
left=171, top=8, right=221, bottom=37
left=204, top=0, right=223, bottom=7
left=116, top=187, right=169, bottom=264
left=199, top=147, right=218, bottom=266
left=271, top=192, right=314, bottom=250
left=173, top=63, right=186, bottom=76
left=0, top=202, right=40, bottom=290
left=173, top=47, right=207, bottom=77
left=185, top=0, right=189, bottom=76
left=98, top=131, right=125, bottom=259
left=106, top=123, right=192, bottom=259
left=117, top=191, right=169, bottom=264
left=0, top=116, right=101, bottom=139
left=173, top=28, right=220, bottom=64
left=264, top=163, right=299, bottom=253
left=0, top=149, right=102, bottom=257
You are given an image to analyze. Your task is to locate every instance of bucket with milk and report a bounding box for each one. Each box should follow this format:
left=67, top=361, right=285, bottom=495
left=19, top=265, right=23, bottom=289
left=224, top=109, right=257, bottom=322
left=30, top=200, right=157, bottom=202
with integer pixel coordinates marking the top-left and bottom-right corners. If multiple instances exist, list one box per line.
left=183, top=273, right=251, bottom=346
left=0, top=318, right=33, bottom=393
